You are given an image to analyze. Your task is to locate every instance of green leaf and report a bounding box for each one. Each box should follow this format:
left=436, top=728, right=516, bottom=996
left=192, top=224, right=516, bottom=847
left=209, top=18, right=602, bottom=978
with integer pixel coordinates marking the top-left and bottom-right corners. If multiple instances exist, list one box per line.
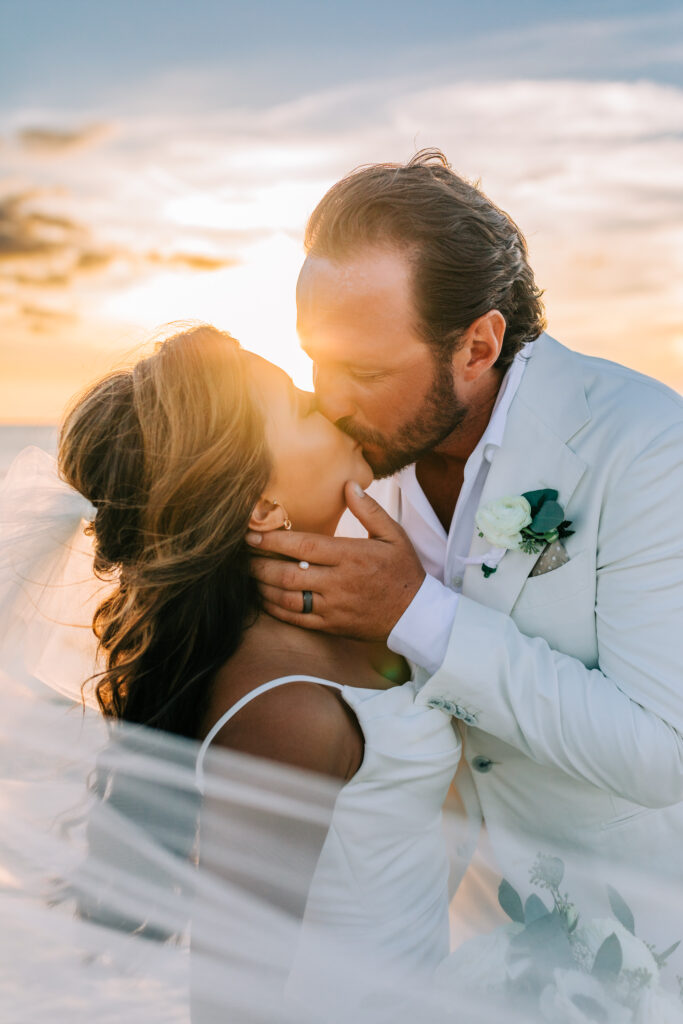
left=525, top=893, right=549, bottom=924
left=522, top=488, right=558, bottom=512
left=482, top=564, right=497, bottom=578
left=510, top=910, right=575, bottom=972
left=531, top=500, right=565, bottom=533
left=607, top=885, right=635, bottom=935
left=592, top=933, right=623, bottom=979
left=656, top=940, right=681, bottom=965
left=499, top=879, right=524, bottom=923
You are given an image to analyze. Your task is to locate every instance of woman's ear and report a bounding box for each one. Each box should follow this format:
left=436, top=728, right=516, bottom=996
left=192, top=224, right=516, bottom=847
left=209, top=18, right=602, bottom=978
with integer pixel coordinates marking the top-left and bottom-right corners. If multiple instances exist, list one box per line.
left=248, top=497, right=290, bottom=534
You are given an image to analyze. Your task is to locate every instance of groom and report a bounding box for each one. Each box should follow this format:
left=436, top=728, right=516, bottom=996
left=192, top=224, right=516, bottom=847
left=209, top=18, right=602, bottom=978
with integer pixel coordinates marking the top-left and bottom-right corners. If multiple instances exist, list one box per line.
left=249, top=150, right=683, bottom=943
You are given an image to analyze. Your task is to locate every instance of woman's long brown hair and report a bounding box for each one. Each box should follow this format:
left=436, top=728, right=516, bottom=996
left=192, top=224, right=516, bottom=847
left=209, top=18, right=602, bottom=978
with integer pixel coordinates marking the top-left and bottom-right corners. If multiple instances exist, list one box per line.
left=58, top=325, right=272, bottom=739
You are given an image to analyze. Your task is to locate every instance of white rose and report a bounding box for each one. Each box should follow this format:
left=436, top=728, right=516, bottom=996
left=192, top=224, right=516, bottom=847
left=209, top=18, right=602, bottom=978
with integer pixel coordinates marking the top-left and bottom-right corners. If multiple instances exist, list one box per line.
left=475, top=496, right=532, bottom=550
left=572, top=919, right=658, bottom=985
left=540, top=969, right=633, bottom=1024
left=634, top=988, right=683, bottom=1024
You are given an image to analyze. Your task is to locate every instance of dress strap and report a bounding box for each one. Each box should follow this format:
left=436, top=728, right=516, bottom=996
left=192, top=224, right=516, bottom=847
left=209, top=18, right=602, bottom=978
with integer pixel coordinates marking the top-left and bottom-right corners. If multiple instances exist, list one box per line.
left=195, top=675, right=344, bottom=791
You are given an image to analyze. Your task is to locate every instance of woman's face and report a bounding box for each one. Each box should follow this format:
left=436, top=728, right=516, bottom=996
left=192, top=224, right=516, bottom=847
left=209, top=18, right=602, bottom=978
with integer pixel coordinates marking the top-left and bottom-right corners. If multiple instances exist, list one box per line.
left=244, top=353, right=373, bottom=535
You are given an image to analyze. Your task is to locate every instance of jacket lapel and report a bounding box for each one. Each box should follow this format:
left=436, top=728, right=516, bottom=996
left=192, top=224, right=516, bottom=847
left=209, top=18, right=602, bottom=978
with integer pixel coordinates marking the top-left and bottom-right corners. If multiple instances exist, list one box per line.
left=462, top=335, right=590, bottom=615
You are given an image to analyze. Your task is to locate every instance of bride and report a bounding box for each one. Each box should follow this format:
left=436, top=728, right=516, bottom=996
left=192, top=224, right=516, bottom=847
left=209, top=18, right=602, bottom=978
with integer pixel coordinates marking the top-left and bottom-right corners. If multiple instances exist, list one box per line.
left=3, top=324, right=681, bottom=1024
left=3, top=323, right=463, bottom=1021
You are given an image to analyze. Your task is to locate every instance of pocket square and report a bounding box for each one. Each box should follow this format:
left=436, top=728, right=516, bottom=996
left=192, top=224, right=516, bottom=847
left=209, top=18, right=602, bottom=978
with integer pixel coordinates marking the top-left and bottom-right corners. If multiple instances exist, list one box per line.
left=529, top=538, right=570, bottom=578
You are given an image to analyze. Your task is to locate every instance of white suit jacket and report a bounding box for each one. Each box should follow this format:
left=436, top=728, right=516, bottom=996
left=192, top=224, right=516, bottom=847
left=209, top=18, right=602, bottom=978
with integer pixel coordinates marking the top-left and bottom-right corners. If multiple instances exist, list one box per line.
left=359, top=334, right=683, bottom=947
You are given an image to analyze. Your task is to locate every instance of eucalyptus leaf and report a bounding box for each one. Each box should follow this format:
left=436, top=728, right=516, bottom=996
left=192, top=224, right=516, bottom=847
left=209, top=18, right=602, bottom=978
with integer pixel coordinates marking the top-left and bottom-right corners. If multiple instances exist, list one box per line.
left=510, top=911, right=575, bottom=972
left=524, top=894, right=549, bottom=924
left=592, top=933, right=623, bottom=979
left=522, top=488, right=558, bottom=511
left=531, top=500, right=564, bottom=533
left=657, top=939, right=681, bottom=964
left=499, top=879, right=524, bottom=923
left=607, top=885, right=635, bottom=935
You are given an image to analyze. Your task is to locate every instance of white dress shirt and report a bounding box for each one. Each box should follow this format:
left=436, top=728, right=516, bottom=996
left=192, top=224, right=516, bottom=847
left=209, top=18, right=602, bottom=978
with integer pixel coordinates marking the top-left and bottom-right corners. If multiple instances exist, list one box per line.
left=387, top=342, right=534, bottom=674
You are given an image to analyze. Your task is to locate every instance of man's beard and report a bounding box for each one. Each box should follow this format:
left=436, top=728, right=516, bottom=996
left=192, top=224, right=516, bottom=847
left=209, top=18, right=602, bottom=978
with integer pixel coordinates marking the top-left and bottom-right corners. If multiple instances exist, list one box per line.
left=335, top=357, right=467, bottom=479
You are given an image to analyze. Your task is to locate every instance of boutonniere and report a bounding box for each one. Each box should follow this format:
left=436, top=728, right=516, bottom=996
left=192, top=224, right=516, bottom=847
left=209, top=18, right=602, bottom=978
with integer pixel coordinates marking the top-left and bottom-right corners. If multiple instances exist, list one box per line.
left=474, top=489, right=574, bottom=577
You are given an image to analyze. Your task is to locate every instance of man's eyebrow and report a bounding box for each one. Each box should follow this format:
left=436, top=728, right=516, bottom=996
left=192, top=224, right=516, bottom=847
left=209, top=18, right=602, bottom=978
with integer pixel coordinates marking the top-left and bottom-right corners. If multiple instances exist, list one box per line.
left=300, top=345, right=385, bottom=372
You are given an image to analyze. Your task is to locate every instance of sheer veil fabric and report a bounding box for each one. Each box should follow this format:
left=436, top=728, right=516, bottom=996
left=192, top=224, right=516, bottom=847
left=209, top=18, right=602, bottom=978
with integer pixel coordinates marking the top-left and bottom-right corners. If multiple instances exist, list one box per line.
left=1, top=448, right=682, bottom=1023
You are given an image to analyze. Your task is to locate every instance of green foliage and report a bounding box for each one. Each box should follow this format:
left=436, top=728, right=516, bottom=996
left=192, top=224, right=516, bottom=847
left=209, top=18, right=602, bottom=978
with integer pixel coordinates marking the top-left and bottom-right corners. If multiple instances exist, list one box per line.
left=607, top=886, right=635, bottom=935
left=530, top=499, right=565, bottom=534
left=499, top=878, right=524, bottom=923
left=525, top=894, right=549, bottom=924
left=530, top=854, right=564, bottom=890
left=656, top=940, right=681, bottom=967
left=592, top=933, right=623, bottom=980
left=521, top=488, right=559, bottom=511
left=493, top=855, right=682, bottom=1018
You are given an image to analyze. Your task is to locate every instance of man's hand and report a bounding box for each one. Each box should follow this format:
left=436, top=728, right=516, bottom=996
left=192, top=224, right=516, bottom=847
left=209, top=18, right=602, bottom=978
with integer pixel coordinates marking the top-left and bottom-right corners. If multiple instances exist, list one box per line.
left=247, top=481, right=426, bottom=641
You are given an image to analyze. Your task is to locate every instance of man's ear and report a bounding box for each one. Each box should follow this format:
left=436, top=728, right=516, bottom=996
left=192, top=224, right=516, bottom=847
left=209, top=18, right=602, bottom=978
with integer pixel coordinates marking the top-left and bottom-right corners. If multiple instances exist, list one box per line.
left=248, top=497, right=289, bottom=534
left=455, top=310, right=506, bottom=382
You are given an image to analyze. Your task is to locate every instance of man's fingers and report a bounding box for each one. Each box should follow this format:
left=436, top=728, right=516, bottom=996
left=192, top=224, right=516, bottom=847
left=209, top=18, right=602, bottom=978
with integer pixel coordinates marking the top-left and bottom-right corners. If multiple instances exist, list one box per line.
left=262, top=600, right=328, bottom=632
left=246, top=529, right=342, bottom=565
left=344, top=481, right=405, bottom=542
left=250, top=556, right=328, bottom=591
left=258, top=582, right=326, bottom=615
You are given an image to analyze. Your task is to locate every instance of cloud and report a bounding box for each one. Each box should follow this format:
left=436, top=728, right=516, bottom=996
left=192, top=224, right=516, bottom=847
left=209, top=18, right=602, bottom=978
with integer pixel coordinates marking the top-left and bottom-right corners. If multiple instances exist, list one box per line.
left=2, top=72, right=683, bottom=423
left=0, top=191, right=80, bottom=258
left=147, top=250, right=239, bottom=271
left=17, top=122, right=114, bottom=154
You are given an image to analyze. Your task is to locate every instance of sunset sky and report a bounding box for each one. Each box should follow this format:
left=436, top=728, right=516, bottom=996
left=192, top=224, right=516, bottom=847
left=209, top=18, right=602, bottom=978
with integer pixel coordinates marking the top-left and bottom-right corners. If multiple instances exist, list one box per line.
left=2, top=0, right=683, bottom=422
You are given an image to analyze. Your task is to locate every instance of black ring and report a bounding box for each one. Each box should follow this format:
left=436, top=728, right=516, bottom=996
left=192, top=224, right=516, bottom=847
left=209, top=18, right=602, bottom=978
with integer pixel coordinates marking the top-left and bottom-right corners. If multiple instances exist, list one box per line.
left=302, top=590, right=313, bottom=614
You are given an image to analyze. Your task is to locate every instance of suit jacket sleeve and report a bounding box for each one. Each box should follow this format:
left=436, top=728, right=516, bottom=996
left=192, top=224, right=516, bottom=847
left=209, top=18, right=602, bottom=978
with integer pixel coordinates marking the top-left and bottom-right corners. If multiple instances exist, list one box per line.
left=416, top=421, right=683, bottom=808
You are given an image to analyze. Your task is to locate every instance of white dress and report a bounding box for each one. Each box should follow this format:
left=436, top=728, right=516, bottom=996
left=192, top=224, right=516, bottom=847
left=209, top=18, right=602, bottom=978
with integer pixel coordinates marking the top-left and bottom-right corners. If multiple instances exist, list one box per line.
left=196, top=675, right=462, bottom=1016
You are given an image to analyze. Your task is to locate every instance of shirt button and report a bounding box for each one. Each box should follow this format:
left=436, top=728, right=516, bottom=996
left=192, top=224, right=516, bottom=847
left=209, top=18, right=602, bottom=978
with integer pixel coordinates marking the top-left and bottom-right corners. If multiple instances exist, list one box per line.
left=452, top=575, right=464, bottom=589
left=472, top=755, right=494, bottom=773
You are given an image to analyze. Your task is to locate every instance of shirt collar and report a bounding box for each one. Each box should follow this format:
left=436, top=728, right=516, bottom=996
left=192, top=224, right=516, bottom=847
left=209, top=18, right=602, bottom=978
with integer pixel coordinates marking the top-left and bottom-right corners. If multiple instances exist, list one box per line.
left=477, top=340, right=535, bottom=466
left=396, top=339, right=535, bottom=494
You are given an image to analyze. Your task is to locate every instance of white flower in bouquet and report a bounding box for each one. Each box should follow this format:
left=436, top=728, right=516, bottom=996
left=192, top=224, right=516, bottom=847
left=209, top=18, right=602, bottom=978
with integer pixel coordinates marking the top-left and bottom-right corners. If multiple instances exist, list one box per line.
left=540, top=969, right=634, bottom=1024
left=475, top=496, right=532, bottom=550
left=634, top=987, right=683, bottom=1024
left=572, top=919, right=658, bottom=985
left=434, top=922, right=524, bottom=992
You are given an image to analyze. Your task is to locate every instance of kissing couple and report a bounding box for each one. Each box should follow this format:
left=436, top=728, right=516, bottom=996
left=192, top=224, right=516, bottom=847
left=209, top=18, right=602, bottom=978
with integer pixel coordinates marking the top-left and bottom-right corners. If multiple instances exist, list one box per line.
left=3, top=148, right=683, bottom=1020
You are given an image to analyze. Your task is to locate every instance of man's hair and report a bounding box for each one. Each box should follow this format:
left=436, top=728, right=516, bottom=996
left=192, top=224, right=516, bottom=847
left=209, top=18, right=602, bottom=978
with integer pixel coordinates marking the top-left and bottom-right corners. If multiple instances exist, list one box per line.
left=304, top=149, right=546, bottom=372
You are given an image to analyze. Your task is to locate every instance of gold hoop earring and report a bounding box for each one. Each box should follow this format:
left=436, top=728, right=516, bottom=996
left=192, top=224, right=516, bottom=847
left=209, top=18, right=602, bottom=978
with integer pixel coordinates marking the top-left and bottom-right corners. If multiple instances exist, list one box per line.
left=272, top=500, right=292, bottom=531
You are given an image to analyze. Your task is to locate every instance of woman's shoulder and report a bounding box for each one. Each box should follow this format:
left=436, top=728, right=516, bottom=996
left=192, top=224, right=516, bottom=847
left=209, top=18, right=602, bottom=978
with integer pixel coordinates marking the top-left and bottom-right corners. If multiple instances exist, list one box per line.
left=209, top=677, right=363, bottom=781
left=206, top=624, right=364, bottom=780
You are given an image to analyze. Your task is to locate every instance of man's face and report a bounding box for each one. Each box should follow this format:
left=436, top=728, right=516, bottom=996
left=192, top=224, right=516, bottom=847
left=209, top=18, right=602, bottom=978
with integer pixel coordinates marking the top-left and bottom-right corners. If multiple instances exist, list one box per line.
left=296, top=248, right=466, bottom=478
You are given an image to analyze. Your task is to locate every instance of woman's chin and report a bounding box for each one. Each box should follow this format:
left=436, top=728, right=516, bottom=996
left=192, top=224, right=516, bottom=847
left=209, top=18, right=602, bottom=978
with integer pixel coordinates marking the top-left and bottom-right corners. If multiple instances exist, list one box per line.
left=354, top=452, right=375, bottom=488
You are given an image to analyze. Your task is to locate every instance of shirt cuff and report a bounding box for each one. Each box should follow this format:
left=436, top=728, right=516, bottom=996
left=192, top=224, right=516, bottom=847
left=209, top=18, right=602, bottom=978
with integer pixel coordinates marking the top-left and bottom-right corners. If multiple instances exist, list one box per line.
left=388, top=574, right=460, bottom=675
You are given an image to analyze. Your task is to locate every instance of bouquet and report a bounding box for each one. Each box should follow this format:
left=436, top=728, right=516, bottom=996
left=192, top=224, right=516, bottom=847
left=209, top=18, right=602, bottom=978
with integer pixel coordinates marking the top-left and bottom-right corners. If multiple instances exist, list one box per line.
left=437, top=855, right=683, bottom=1023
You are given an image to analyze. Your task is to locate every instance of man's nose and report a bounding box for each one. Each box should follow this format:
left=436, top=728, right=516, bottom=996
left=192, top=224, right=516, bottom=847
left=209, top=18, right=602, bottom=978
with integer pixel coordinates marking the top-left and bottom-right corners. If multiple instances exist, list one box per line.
left=313, top=366, right=356, bottom=423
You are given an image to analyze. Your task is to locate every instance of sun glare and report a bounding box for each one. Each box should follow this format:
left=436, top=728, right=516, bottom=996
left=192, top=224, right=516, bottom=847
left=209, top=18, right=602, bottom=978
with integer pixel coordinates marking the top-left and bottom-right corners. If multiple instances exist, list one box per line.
left=101, top=233, right=314, bottom=389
